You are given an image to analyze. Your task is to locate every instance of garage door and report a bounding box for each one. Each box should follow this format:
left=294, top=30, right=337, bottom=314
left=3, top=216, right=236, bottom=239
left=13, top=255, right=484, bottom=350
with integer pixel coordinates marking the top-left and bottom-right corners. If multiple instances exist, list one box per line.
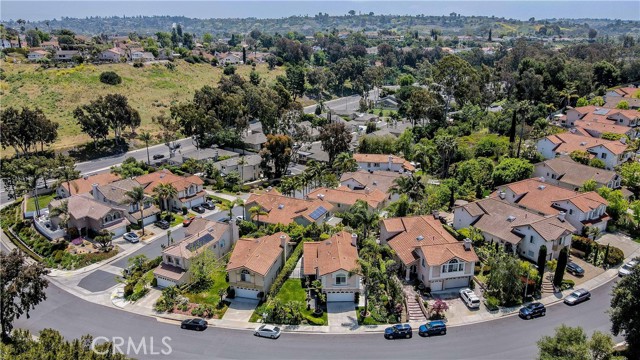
left=444, top=277, right=470, bottom=290
left=235, top=287, right=260, bottom=299
left=156, top=277, right=176, bottom=289
left=327, top=292, right=354, bottom=302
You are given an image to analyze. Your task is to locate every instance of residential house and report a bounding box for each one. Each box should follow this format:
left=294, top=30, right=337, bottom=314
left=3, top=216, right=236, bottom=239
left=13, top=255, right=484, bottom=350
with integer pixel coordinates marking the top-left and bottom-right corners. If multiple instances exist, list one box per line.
left=605, top=97, right=640, bottom=110
left=27, top=50, right=48, bottom=61
left=353, top=154, right=416, bottom=173
left=306, top=186, right=388, bottom=212
left=99, top=47, right=125, bottom=62
left=563, top=106, right=639, bottom=128
left=56, top=173, right=121, bottom=198
left=303, top=231, right=361, bottom=302
left=179, top=147, right=238, bottom=164
left=572, top=119, right=637, bottom=140
left=493, top=178, right=609, bottom=233
left=40, top=40, right=60, bottom=51
left=54, top=50, right=81, bottom=61
left=136, top=169, right=206, bottom=210
left=131, top=51, right=155, bottom=62
left=605, top=87, right=639, bottom=100
left=453, top=198, right=576, bottom=261
left=536, top=132, right=632, bottom=170
left=226, top=232, right=291, bottom=299
left=48, top=194, right=129, bottom=238
left=297, top=141, right=330, bottom=164
left=242, top=129, right=268, bottom=151
left=533, top=157, right=621, bottom=191
left=380, top=215, right=479, bottom=291
left=91, top=179, right=160, bottom=227
left=155, top=219, right=239, bottom=288
left=244, top=192, right=330, bottom=226
left=217, top=52, right=243, bottom=65
left=213, top=154, right=262, bottom=182
left=340, top=170, right=405, bottom=201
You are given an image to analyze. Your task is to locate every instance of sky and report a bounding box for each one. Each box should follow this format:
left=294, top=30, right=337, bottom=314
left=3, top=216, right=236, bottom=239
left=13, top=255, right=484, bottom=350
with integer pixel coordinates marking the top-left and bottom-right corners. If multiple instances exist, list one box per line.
left=1, top=0, right=639, bottom=22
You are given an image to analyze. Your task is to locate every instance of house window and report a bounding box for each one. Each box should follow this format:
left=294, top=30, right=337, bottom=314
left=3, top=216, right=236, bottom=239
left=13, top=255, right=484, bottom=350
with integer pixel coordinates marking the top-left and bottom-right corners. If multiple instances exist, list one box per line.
left=166, top=256, right=173, bottom=263
left=569, top=209, right=573, bottom=215
left=240, top=269, right=251, bottom=282
left=528, top=250, right=534, bottom=258
left=529, top=236, right=534, bottom=244
left=441, top=259, right=463, bottom=273
left=175, top=258, right=180, bottom=266
left=219, top=240, right=225, bottom=248
left=422, top=258, right=426, bottom=268
left=335, top=274, right=347, bottom=285
left=601, top=153, right=607, bottom=159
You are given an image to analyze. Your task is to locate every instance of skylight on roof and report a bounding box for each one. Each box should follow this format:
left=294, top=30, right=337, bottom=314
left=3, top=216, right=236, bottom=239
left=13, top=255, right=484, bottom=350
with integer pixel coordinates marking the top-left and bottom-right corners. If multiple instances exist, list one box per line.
left=593, top=108, right=610, bottom=116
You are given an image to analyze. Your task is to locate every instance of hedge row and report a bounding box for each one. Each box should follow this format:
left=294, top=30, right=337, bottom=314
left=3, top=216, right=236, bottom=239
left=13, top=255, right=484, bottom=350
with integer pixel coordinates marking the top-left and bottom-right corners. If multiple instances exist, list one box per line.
left=267, top=238, right=309, bottom=298
left=571, top=236, right=624, bottom=266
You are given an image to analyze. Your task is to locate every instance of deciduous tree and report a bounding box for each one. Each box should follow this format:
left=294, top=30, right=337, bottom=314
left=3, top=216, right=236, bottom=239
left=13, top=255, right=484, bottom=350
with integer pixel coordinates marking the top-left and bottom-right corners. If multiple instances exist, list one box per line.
left=318, top=122, right=352, bottom=164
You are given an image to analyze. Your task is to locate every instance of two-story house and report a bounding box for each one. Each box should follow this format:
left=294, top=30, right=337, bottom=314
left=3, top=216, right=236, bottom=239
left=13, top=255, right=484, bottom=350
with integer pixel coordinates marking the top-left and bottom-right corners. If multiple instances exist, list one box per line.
left=533, top=157, right=621, bottom=191
left=244, top=191, right=331, bottom=226
left=212, top=154, right=262, bottom=182
left=563, top=106, right=639, bottom=128
left=380, top=215, right=479, bottom=291
left=306, top=186, right=388, bottom=212
left=48, top=194, right=129, bottom=238
left=99, top=47, right=125, bottom=62
left=226, top=232, right=291, bottom=299
left=91, top=179, right=160, bottom=227
left=28, top=50, right=48, bottom=61
left=493, top=178, right=609, bottom=233
left=54, top=50, right=80, bottom=61
left=154, top=219, right=239, bottom=288
left=136, top=169, right=206, bottom=210
left=536, top=132, right=631, bottom=170
left=453, top=198, right=576, bottom=261
left=56, top=173, right=121, bottom=198
left=303, top=231, right=361, bottom=302
left=340, top=170, right=406, bottom=202
left=353, top=154, right=416, bottom=173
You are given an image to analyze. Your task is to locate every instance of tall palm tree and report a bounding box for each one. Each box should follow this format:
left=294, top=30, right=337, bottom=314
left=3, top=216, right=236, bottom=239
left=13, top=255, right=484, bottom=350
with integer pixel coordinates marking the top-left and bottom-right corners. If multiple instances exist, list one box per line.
left=390, top=175, right=426, bottom=202
left=351, top=200, right=379, bottom=241
left=153, top=183, right=178, bottom=212
left=305, top=160, right=324, bottom=188
left=49, top=200, right=69, bottom=230
left=139, top=132, right=153, bottom=165
left=249, top=205, right=267, bottom=224
left=333, top=152, right=358, bottom=175
left=125, top=186, right=147, bottom=236
left=435, top=134, right=457, bottom=178
left=55, top=154, right=80, bottom=197
left=559, top=85, right=578, bottom=110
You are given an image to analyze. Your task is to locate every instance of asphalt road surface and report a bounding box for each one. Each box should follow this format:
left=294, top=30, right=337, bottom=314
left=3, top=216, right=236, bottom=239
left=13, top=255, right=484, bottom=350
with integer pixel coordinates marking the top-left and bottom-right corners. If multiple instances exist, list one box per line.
left=15, top=279, right=619, bottom=360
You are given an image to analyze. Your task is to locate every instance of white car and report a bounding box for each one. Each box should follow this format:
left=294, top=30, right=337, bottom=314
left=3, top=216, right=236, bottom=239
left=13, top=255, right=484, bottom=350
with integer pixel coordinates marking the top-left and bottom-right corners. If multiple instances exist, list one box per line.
left=254, top=324, right=281, bottom=339
left=123, top=232, right=140, bottom=243
left=459, top=288, right=481, bottom=309
left=618, top=260, right=638, bottom=277
left=236, top=215, right=244, bottom=221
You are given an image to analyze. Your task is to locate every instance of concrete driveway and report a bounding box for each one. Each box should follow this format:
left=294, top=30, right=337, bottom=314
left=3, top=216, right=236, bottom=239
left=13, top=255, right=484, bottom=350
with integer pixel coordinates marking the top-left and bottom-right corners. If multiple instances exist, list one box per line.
left=327, top=302, right=358, bottom=330
left=597, top=233, right=640, bottom=258
left=222, top=298, right=259, bottom=322
left=565, top=256, right=604, bottom=285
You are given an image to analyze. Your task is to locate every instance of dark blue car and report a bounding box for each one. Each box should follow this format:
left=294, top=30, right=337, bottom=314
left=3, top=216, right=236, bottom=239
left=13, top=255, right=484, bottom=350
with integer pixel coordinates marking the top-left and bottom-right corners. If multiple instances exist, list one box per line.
left=418, top=321, right=447, bottom=337
left=519, top=302, right=546, bottom=320
left=384, top=324, right=412, bottom=339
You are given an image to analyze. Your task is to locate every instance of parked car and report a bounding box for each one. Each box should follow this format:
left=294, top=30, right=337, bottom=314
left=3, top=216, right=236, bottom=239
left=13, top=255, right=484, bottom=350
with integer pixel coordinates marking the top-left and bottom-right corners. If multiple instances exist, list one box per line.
left=418, top=321, right=447, bottom=337
left=564, top=289, right=591, bottom=305
left=183, top=215, right=196, bottom=227
left=384, top=324, right=412, bottom=339
left=152, top=154, right=165, bottom=160
left=566, top=262, right=585, bottom=277
left=254, top=324, right=281, bottom=339
left=180, top=318, right=207, bottom=331
left=202, top=201, right=216, bottom=210
left=519, top=302, right=546, bottom=319
left=217, top=216, right=230, bottom=223
left=123, top=232, right=140, bottom=243
left=192, top=205, right=205, bottom=214
left=459, top=288, right=481, bottom=309
left=618, top=260, right=638, bottom=277
left=154, top=220, right=170, bottom=230
left=235, top=215, right=244, bottom=221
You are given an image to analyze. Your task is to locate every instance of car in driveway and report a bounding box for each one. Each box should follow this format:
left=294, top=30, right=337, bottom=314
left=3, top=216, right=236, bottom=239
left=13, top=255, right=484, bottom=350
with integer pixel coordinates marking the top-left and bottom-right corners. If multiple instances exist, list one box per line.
left=154, top=220, right=170, bottom=230
left=217, top=216, right=230, bottom=223
left=519, top=302, right=546, bottom=319
left=459, top=288, right=481, bottom=309
left=235, top=215, right=244, bottom=221
left=564, top=289, right=591, bottom=305
left=153, top=154, right=165, bottom=160
left=183, top=215, right=196, bottom=227
left=418, top=321, right=447, bottom=337
left=123, top=232, right=140, bottom=243
left=566, top=262, right=585, bottom=277
left=202, top=201, right=216, bottom=210
left=181, top=318, right=207, bottom=331
left=254, top=324, right=281, bottom=339
left=618, top=260, right=638, bottom=277
left=192, top=205, right=205, bottom=214
left=384, top=324, right=412, bottom=339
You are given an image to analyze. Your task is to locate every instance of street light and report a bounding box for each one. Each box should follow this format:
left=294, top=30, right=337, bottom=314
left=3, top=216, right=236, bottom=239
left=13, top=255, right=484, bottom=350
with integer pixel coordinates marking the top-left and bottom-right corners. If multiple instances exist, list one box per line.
left=524, top=264, right=538, bottom=301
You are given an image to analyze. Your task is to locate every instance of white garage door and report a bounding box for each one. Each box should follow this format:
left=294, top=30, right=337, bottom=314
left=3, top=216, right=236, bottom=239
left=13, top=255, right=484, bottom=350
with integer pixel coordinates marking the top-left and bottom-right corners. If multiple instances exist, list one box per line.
left=156, top=277, right=176, bottom=289
left=235, top=287, right=260, bottom=299
left=444, top=277, right=470, bottom=290
left=327, top=292, right=354, bottom=302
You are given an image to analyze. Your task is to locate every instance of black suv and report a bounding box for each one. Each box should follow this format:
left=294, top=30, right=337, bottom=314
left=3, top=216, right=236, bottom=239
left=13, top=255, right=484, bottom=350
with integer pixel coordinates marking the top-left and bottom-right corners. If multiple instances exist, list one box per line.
left=519, top=302, right=546, bottom=319
left=154, top=220, right=170, bottom=230
left=180, top=318, right=207, bottom=331
left=566, top=262, right=585, bottom=277
left=418, top=321, right=447, bottom=337
left=384, top=324, right=412, bottom=339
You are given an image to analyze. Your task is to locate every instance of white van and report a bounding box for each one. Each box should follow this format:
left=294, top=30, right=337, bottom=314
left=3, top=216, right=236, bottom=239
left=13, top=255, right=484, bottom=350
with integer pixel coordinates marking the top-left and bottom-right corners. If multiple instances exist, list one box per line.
left=460, top=288, right=481, bottom=309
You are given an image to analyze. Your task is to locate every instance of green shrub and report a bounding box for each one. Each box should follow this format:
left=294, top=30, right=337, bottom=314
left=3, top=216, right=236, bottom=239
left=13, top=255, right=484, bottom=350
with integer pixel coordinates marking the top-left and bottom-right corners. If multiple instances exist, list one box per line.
left=561, top=279, right=575, bottom=291
left=99, top=71, right=122, bottom=85
left=268, top=239, right=307, bottom=298
left=304, top=314, right=325, bottom=325
left=182, top=206, right=188, bottom=215
left=124, top=283, right=134, bottom=297
left=151, top=277, right=158, bottom=287
left=485, top=296, right=499, bottom=311
left=605, top=246, right=624, bottom=266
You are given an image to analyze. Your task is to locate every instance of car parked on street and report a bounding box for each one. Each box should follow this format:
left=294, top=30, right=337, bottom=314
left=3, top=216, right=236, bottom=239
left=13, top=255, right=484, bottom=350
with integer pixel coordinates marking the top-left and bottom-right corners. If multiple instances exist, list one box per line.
left=180, top=318, right=207, bottom=331
left=123, top=232, right=140, bottom=243
left=459, top=288, right=481, bottom=309
left=566, top=262, right=585, bottom=277
left=254, top=324, right=281, bottom=339
left=192, top=205, right=205, bottom=214
left=519, top=302, right=546, bottom=319
left=564, top=289, right=591, bottom=305
left=618, top=260, right=638, bottom=277
left=183, top=215, right=196, bottom=227
left=384, top=324, right=412, bottom=339
left=154, top=220, right=170, bottom=229
left=153, top=154, right=165, bottom=160
left=418, top=321, right=447, bottom=337
left=236, top=215, right=244, bottom=221
left=217, top=216, right=230, bottom=223
left=202, top=201, right=216, bottom=210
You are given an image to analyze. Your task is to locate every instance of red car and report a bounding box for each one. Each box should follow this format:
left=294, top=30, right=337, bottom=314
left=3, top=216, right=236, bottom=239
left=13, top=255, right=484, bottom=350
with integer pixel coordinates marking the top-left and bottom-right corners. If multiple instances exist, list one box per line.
left=183, top=215, right=196, bottom=227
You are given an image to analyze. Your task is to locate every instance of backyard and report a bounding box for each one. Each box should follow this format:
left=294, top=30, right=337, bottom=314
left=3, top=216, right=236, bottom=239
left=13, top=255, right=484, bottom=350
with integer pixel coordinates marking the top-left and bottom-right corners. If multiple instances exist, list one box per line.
left=183, top=266, right=230, bottom=318
left=26, top=193, right=56, bottom=212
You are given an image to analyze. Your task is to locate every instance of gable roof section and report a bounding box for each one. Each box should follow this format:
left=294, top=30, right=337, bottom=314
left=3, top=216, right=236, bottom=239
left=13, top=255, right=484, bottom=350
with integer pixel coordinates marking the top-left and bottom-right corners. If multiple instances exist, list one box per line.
left=245, top=193, right=327, bottom=225
left=303, top=231, right=358, bottom=276
left=543, top=133, right=628, bottom=155
left=538, top=157, right=617, bottom=187
left=64, top=173, right=121, bottom=196
left=340, top=170, right=404, bottom=194
left=135, top=169, right=203, bottom=194
left=163, top=222, right=231, bottom=260
left=353, top=154, right=416, bottom=171
left=96, top=178, right=142, bottom=204
left=226, top=232, right=288, bottom=276
left=51, top=194, right=117, bottom=221
left=307, top=186, right=387, bottom=209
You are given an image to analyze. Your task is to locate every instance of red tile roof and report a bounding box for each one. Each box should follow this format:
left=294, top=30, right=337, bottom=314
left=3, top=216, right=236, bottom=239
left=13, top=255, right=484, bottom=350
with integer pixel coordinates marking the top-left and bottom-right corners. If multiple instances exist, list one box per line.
left=226, top=232, right=288, bottom=276
left=303, top=231, right=358, bottom=276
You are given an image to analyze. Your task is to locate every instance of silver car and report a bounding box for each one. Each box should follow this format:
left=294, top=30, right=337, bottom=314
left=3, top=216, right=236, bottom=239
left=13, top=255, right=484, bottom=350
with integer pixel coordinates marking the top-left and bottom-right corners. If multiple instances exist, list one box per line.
left=254, top=324, right=281, bottom=339
left=564, top=289, right=591, bottom=305
left=618, top=260, right=638, bottom=277
left=123, top=232, right=140, bottom=243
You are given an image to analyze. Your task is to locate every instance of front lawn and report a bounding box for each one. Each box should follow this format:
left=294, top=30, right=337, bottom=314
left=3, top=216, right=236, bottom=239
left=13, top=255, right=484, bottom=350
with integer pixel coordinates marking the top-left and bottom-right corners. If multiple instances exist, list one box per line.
left=356, top=306, right=389, bottom=325
left=274, top=279, right=327, bottom=325
left=183, top=266, right=229, bottom=318
left=159, top=211, right=183, bottom=227
left=26, top=193, right=56, bottom=212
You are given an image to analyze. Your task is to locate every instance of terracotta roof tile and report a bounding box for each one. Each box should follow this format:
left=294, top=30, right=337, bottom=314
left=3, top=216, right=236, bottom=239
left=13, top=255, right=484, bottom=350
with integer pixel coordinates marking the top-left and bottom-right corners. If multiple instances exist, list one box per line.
left=65, top=173, right=121, bottom=196
left=307, top=186, right=387, bottom=209
left=538, top=157, right=617, bottom=188
left=545, top=133, right=628, bottom=155
left=303, top=231, right=358, bottom=276
left=245, top=193, right=328, bottom=225
left=353, top=154, right=415, bottom=171
left=226, top=232, right=288, bottom=276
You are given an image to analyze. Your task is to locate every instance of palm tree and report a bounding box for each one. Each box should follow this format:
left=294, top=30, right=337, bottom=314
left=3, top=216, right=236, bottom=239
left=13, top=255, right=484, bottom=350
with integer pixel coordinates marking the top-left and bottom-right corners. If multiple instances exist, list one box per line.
left=125, top=186, right=147, bottom=236
left=153, top=183, right=178, bottom=212
left=351, top=200, right=379, bottom=241
left=305, top=160, right=325, bottom=188
left=412, top=143, right=432, bottom=172
left=390, top=175, right=426, bottom=202
left=49, top=200, right=69, bottom=230
left=333, top=152, right=358, bottom=175
left=139, top=132, right=153, bottom=165
left=559, top=86, right=578, bottom=110
left=249, top=205, right=267, bottom=224
left=349, top=257, right=376, bottom=318
left=435, top=134, right=457, bottom=178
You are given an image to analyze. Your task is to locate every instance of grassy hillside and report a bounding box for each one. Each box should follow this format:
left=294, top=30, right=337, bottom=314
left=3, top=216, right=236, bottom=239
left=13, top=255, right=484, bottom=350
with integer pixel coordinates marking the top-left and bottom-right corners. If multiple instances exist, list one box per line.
left=0, top=60, right=284, bottom=153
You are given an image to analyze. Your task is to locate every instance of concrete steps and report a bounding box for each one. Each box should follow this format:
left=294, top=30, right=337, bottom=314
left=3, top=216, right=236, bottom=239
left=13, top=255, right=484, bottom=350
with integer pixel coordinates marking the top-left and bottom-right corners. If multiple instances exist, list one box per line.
left=541, top=274, right=555, bottom=295
left=404, top=286, right=427, bottom=322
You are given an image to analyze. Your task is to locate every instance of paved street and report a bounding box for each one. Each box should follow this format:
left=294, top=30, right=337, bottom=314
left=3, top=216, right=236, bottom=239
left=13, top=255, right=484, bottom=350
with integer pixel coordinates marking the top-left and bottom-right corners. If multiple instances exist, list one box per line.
left=303, top=88, right=382, bottom=114
left=15, top=279, right=620, bottom=360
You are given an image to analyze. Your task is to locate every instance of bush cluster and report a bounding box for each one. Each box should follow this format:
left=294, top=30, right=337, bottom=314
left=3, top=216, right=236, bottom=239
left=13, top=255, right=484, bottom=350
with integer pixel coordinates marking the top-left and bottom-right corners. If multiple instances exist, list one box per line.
left=99, top=71, right=122, bottom=85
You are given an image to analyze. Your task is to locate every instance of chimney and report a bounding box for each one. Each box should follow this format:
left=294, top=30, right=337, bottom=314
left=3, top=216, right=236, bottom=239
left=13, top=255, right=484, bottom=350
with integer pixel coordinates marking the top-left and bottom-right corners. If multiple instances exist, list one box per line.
left=463, top=238, right=472, bottom=251
left=388, top=155, right=393, bottom=168
left=280, top=234, right=288, bottom=262
left=539, top=176, right=545, bottom=182
left=91, top=183, right=99, bottom=200
left=266, top=186, right=273, bottom=192
left=351, top=233, right=358, bottom=247
left=317, top=194, right=325, bottom=200
left=230, top=218, right=239, bottom=244
left=620, top=137, right=627, bottom=144
left=557, top=211, right=566, bottom=222
left=499, top=191, right=506, bottom=200
left=83, top=174, right=89, bottom=180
